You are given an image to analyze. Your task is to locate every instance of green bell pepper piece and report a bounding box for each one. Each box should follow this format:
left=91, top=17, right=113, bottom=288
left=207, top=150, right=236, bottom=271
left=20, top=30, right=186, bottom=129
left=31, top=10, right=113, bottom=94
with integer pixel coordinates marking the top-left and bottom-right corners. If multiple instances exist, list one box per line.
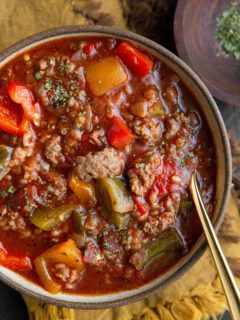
left=130, top=228, right=184, bottom=270
left=30, top=204, right=80, bottom=231
left=96, top=178, right=133, bottom=213
left=0, top=145, right=13, bottom=181
left=73, top=209, right=87, bottom=233
left=111, top=211, right=130, bottom=230
left=96, top=178, right=133, bottom=229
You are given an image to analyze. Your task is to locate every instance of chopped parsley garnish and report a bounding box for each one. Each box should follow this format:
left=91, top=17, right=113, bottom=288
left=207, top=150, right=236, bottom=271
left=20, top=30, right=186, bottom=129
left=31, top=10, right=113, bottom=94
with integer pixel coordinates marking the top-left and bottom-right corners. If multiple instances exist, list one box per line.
left=103, top=241, right=111, bottom=250
left=8, top=186, right=16, bottom=194
left=188, top=152, right=195, bottom=158
left=44, top=77, right=53, bottom=91
left=216, top=2, right=240, bottom=60
left=136, top=163, right=146, bottom=170
left=44, top=78, right=69, bottom=108
left=0, top=191, right=8, bottom=198
left=51, top=82, right=69, bottom=108
left=59, top=62, right=67, bottom=71
left=35, top=71, right=45, bottom=80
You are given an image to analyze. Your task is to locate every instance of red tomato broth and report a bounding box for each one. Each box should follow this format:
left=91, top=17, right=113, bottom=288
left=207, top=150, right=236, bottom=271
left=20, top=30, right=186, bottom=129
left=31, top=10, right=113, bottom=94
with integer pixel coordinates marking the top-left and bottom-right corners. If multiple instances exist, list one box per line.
left=0, top=37, right=216, bottom=294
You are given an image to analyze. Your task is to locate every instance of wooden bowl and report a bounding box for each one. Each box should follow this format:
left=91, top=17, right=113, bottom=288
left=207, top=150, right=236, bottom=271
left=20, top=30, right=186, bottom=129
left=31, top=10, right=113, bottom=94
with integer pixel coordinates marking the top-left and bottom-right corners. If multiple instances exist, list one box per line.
left=174, top=0, right=240, bottom=106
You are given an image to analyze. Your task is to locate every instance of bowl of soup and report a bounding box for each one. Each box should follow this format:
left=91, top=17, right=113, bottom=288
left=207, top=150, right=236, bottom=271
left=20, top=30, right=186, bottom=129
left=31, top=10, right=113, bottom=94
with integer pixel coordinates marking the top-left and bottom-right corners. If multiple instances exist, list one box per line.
left=0, top=25, right=231, bottom=308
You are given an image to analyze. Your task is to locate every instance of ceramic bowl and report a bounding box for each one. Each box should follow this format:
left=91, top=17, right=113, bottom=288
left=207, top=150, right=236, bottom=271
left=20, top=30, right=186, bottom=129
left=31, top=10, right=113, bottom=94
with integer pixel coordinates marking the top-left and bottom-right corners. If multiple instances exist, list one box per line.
left=174, top=0, right=240, bottom=106
left=0, top=25, right=232, bottom=309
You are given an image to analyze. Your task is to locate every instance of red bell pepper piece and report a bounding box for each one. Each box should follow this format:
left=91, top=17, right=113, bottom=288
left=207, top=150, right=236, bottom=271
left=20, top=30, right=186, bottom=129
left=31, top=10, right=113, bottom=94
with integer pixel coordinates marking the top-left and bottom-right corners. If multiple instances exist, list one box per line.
left=107, top=116, right=135, bottom=150
left=84, top=43, right=96, bottom=57
left=0, top=248, right=32, bottom=271
left=8, top=81, right=38, bottom=122
left=133, top=197, right=149, bottom=215
left=0, top=86, right=29, bottom=136
left=117, top=42, right=153, bottom=77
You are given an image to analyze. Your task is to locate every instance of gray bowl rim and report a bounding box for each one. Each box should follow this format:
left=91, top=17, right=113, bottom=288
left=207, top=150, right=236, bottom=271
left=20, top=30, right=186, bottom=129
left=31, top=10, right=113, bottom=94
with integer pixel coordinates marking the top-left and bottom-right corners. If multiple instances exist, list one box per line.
left=0, top=25, right=232, bottom=309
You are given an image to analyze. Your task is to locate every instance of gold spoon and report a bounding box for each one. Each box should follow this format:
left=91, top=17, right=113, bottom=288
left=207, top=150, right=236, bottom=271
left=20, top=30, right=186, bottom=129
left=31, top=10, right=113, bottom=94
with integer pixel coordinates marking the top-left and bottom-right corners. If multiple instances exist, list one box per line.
left=190, top=172, right=240, bottom=320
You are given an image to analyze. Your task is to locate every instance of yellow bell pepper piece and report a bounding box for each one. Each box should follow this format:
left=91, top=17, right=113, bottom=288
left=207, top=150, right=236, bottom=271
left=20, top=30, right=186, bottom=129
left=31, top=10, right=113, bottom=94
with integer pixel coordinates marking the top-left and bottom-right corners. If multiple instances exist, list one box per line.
left=69, top=172, right=95, bottom=206
left=86, top=57, right=128, bottom=96
left=35, top=256, right=61, bottom=294
left=35, top=239, right=85, bottom=294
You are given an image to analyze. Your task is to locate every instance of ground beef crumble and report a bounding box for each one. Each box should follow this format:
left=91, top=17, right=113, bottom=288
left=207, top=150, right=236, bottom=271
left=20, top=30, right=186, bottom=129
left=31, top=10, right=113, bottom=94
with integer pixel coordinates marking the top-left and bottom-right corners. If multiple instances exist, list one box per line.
left=131, top=118, right=163, bottom=143
left=128, top=151, right=161, bottom=197
left=43, top=171, right=67, bottom=199
left=74, top=147, right=123, bottom=181
left=143, top=211, right=175, bottom=236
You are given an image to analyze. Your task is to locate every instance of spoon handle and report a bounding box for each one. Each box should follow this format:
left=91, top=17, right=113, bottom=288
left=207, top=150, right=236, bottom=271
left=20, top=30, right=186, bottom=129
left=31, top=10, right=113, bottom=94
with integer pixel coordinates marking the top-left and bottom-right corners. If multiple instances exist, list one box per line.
left=190, top=173, right=240, bottom=320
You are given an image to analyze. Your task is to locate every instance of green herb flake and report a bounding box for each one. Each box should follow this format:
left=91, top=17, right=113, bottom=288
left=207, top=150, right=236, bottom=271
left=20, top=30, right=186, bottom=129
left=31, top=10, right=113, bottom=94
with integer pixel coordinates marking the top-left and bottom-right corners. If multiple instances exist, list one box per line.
left=0, top=191, right=8, bottom=198
left=136, top=163, right=146, bottom=170
left=51, top=82, right=69, bottom=108
left=44, top=77, right=53, bottom=91
left=45, top=78, right=70, bottom=108
left=188, top=152, right=195, bottom=158
left=35, top=71, right=45, bottom=80
left=8, top=186, right=16, bottom=194
left=216, top=2, right=240, bottom=60
left=59, top=62, right=67, bottom=71
left=104, top=241, right=111, bottom=250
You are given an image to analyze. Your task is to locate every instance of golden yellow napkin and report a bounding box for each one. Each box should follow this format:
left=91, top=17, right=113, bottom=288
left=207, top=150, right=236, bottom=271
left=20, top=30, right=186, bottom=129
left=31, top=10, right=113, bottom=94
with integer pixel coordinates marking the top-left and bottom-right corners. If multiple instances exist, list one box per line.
left=0, top=1, right=239, bottom=319
left=0, top=0, right=126, bottom=51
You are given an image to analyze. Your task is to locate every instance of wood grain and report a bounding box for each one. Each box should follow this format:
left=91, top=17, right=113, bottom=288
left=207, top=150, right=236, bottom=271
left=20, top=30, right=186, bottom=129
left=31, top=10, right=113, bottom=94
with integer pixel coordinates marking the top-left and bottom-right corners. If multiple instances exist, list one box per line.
left=174, top=0, right=240, bottom=106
